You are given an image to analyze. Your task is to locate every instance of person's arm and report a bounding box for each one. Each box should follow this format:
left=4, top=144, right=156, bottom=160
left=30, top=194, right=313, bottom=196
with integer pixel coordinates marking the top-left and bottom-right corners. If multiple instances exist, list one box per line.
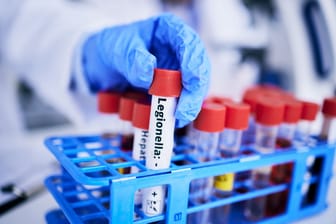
left=0, top=0, right=158, bottom=125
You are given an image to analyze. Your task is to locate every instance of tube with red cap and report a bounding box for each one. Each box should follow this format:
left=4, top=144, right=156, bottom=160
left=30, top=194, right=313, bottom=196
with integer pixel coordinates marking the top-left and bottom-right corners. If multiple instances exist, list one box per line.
left=188, top=102, right=226, bottom=224
left=97, top=91, right=121, bottom=139
left=266, top=100, right=303, bottom=217
left=212, top=102, right=250, bottom=224
left=244, top=98, right=285, bottom=221
left=277, top=100, right=303, bottom=147
left=295, top=101, right=320, bottom=144
left=119, top=96, right=136, bottom=151
left=320, top=97, right=336, bottom=143
left=131, top=101, right=151, bottom=205
left=142, top=69, right=182, bottom=216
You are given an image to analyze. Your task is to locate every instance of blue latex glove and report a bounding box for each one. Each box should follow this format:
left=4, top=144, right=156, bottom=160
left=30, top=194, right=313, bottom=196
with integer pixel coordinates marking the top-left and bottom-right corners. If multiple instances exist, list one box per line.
left=82, top=13, right=210, bottom=127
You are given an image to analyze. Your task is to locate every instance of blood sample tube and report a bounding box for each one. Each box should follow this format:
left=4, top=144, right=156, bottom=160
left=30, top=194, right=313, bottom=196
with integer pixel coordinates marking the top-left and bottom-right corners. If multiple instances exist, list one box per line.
left=119, top=96, right=136, bottom=151
left=212, top=102, right=249, bottom=224
left=131, top=101, right=151, bottom=205
left=277, top=100, right=303, bottom=147
left=320, top=97, right=336, bottom=143
left=97, top=91, right=121, bottom=140
left=142, top=68, right=182, bottom=216
left=266, top=100, right=302, bottom=217
left=244, top=97, right=284, bottom=221
left=295, top=101, right=319, bottom=144
left=188, top=102, right=226, bottom=224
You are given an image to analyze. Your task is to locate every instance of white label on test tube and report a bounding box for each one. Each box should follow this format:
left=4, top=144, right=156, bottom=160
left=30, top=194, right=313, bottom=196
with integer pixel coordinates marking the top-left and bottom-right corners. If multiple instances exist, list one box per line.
left=147, top=96, right=176, bottom=170
left=132, top=128, right=148, bottom=205
left=132, top=128, right=148, bottom=166
left=142, top=96, right=176, bottom=216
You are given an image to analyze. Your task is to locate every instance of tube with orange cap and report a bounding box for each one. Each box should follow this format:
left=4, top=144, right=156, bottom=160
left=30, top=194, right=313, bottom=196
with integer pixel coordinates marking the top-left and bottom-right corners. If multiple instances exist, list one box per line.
left=244, top=97, right=285, bottom=221
left=320, top=97, right=336, bottom=143
left=188, top=102, right=226, bottom=224
left=142, top=68, right=182, bottom=216
left=212, top=102, right=250, bottom=224
left=131, top=101, right=151, bottom=205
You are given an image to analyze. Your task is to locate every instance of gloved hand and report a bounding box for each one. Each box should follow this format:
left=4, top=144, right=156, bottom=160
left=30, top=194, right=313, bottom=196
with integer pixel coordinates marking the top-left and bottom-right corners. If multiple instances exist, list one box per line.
left=82, top=13, right=210, bottom=127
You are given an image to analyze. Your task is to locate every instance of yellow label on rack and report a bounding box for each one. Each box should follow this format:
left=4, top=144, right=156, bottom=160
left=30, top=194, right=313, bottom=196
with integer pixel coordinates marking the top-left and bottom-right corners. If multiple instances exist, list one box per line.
left=214, top=173, right=235, bottom=191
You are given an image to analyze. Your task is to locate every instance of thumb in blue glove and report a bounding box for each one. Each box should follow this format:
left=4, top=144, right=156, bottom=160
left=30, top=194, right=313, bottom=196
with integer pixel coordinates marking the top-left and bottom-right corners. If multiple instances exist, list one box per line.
left=82, top=13, right=211, bottom=127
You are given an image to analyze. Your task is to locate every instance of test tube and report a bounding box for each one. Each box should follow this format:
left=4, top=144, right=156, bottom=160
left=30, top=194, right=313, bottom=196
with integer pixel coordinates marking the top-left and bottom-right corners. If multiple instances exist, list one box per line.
left=212, top=102, right=250, bottom=224
left=142, top=68, right=182, bottom=216
left=295, top=101, right=319, bottom=144
left=188, top=102, right=226, bottom=224
left=131, top=101, right=151, bottom=206
left=97, top=91, right=121, bottom=140
left=119, top=96, right=136, bottom=152
left=320, top=97, right=336, bottom=143
left=266, top=100, right=302, bottom=217
left=277, top=100, right=303, bottom=147
left=244, top=97, right=284, bottom=221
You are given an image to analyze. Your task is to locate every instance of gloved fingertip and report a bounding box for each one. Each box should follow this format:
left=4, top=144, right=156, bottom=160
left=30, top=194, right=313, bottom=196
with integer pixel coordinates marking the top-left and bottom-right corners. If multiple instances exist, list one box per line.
left=175, top=118, right=190, bottom=128
left=130, top=49, right=156, bottom=88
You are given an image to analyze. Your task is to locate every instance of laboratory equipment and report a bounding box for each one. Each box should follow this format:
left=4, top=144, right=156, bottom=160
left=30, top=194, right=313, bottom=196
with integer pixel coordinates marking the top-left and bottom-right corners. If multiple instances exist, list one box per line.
left=119, top=96, right=136, bottom=151
left=43, top=132, right=335, bottom=224
left=212, top=101, right=250, bottom=224
left=188, top=102, right=226, bottom=224
left=97, top=91, right=121, bottom=140
left=320, top=97, right=336, bottom=143
left=267, top=99, right=303, bottom=217
left=244, top=97, right=285, bottom=221
left=142, top=68, right=182, bottom=217
left=295, top=101, right=320, bottom=144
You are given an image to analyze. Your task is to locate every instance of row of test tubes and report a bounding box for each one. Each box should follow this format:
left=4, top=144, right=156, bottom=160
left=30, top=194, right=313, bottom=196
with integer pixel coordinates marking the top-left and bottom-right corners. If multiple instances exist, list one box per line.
left=186, top=85, right=336, bottom=223
left=96, top=70, right=336, bottom=222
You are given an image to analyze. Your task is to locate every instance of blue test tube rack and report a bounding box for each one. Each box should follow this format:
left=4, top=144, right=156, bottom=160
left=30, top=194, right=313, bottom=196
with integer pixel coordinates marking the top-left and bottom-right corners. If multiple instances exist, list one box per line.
left=44, top=135, right=335, bottom=224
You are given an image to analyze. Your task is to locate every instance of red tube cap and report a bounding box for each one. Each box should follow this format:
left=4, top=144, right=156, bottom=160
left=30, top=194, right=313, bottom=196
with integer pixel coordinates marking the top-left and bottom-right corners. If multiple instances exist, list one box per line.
left=204, top=96, right=233, bottom=105
left=255, top=98, right=285, bottom=126
left=225, top=102, right=250, bottom=130
left=132, top=101, right=151, bottom=129
left=149, top=68, right=182, bottom=97
left=283, top=100, right=303, bottom=123
left=300, top=101, right=320, bottom=121
left=97, top=91, right=121, bottom=114
left=119, top=96, right=135, bottom=121
left=193, top=103, right=226, bottom=132
left=322, top=97, right=336, bottom=117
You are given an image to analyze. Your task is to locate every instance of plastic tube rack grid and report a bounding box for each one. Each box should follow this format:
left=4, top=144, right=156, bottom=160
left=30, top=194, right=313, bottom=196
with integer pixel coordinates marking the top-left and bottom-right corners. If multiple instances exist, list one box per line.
left=44, top=135, right=335, bottom=224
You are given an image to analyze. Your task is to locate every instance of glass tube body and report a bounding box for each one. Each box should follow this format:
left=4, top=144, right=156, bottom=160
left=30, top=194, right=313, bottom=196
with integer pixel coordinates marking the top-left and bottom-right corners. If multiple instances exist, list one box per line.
left=211, top=129, right=242, bottom=224
left=245, top=122, right=278, bottom=221
left=188, top=130, right=219, bottom=224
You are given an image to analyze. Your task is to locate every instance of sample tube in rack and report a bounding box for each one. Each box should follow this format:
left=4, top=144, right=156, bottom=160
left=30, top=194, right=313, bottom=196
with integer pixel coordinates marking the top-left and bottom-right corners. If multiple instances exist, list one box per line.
left=119, top=96, right=136, bottom=151
left=188, top=102, right=226, bottom=224
left=142, top=68, right=182, bottom=216
left=267, top=99, right=303, bottom=217
left=97, top=91, right=121, bottom=140
left=212, top=102, right=250, bottom=224
left=244, top=97, right=284, bottom=221
left=277, top=100, right=303, bottom=147
left=320, top=97, right=336, bottom=143
left=131, top=101, right=151, bottom=205
left=295, top=101, right=319, bottom=145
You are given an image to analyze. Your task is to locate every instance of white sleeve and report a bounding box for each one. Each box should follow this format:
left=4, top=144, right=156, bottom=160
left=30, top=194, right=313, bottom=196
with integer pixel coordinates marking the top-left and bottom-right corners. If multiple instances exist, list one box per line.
left=0, top=0, right=128, bottom=126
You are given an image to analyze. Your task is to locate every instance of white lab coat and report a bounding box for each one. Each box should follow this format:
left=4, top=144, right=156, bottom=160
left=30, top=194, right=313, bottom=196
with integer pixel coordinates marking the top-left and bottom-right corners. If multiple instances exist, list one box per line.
left=0, top=0, right=264, bottom=134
